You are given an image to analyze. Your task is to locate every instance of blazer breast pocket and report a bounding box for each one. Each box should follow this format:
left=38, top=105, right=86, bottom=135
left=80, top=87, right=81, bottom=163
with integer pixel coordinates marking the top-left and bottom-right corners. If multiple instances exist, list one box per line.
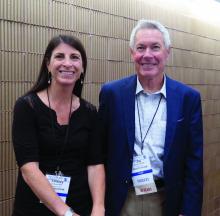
left=175, top=117, right=187, bottom=139
left=177, top=117, right=184, bottom=123
left=175, top=117, right=185, bottom=132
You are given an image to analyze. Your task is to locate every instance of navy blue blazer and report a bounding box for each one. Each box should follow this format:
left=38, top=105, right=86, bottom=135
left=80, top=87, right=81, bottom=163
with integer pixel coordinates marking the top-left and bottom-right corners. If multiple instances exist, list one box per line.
left=99, top=74, right=203, bottom=216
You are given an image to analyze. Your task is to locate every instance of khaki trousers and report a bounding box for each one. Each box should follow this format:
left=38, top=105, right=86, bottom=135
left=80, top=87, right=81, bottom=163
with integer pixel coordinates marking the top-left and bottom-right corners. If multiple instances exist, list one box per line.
left=120, top=188, right=165, bottom=216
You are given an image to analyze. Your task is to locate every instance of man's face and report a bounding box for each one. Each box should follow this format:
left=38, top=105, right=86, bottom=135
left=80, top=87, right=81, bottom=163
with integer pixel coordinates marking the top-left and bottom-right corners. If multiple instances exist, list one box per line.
left=130, top=28, right=170, bottom=82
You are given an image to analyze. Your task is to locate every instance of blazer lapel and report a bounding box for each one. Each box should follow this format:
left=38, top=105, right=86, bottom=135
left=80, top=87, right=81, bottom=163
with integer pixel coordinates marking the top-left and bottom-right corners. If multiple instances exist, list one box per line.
left=164, top=76, right=181, bottom=162
left=121, top=75, right=137, bottom=158
left=120, top=75, right=180, bottom=161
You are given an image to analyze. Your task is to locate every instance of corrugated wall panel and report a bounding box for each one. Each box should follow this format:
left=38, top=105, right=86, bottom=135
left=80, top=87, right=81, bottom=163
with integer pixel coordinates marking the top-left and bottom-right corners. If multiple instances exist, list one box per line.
left=23, top=0, right=49, bottom=26
left=90, top=35, right=108, bottom=60
left=82, top=83, right=100, bottom=107
left=1, top=0, right=220, bottom=215
left=0, top=140, right=16, bottom=171
left=0, top=198, right=14, bottom=216
left=24, top=53, right=43, bottom=82
left=0, top=169, right=17, bottom=200
left=69, top=0, right=90, bottom=8
left=108, top=15, right=124, bottom=39
left=86, top=59, right=108, bottom=83
left=75, top=6, right=90, bottom=34
left=90, top=11, right=109, bottom=37
left=1, top=0, right=25, bottom=22
left=77, top=33, right=91, bottom=58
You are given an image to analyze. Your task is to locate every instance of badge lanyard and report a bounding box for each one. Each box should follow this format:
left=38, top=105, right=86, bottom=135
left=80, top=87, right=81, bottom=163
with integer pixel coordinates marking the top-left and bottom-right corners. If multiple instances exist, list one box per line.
left=136, top=93, right=162, bottom=154
left=46, top=88, right=73, bottom=176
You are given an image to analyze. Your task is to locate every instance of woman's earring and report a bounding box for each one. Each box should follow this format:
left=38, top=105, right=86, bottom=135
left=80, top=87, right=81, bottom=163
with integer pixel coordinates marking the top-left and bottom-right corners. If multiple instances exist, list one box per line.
left=80, top=72, right=84, bottom=85
left=48, top=72, right=52, bottom=84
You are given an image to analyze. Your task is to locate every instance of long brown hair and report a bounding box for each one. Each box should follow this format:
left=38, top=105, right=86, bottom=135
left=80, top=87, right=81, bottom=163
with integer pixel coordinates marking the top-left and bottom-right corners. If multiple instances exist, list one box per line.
left=27, top=35, right=87, bottom=97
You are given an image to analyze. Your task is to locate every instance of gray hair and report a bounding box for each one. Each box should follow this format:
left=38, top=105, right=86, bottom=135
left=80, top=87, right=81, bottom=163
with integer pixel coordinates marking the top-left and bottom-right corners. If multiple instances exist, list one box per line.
left=129, top=19, right=171, bottom=49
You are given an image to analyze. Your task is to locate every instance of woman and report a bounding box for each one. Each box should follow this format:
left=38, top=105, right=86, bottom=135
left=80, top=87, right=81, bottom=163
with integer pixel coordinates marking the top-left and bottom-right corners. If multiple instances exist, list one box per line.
left=12, top=35, right=105, bottom=216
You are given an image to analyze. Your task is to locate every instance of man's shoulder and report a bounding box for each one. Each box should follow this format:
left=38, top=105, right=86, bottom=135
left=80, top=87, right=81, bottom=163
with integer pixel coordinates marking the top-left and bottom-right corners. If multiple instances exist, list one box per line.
left=166, top=76, right=200, bottom=97
left=102, top=74, right=136, bottom=90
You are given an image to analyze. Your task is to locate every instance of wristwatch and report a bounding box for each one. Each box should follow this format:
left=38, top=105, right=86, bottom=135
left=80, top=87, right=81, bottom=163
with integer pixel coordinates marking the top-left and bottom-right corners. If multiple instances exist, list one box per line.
left=64, top=207, right=74, bottom=216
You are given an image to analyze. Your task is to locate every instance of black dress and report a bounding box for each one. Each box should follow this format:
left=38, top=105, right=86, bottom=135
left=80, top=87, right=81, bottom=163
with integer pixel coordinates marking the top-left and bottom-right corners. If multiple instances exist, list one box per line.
left=12, top=93, right=104, bottom=216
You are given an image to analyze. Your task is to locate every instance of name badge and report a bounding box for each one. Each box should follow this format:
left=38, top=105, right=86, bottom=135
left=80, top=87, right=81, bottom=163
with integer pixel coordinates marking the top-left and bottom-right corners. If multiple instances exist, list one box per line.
left=132, top=155, right=157, bottom=195
left=46, top=174, right=71, bottom=202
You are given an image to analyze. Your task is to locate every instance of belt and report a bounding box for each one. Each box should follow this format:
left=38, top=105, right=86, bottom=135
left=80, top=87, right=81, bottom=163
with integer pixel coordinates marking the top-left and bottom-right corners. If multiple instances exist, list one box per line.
left=155, top=178, right=165, bottom=189
left=129, top=178, right=165, bottom=189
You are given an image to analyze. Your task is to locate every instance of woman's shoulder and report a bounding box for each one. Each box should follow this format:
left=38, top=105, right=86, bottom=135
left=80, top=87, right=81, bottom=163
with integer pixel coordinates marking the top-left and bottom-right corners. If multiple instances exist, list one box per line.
left=80, top=98, right=97, bottom=112
left=17, top=92, right=39, bottom=109
left=15, top=92, right=34, bottom=106
left=13, top=93, right=37, bottom=115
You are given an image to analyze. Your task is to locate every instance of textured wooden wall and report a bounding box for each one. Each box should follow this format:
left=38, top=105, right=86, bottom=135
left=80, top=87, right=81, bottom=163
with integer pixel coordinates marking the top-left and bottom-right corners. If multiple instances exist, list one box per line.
left=1, top=0, right=220, bottom=215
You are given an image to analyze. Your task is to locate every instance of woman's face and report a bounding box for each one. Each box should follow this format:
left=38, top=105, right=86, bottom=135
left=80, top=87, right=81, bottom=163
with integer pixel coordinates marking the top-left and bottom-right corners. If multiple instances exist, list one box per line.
left=47, top=42, right=83, bottom=87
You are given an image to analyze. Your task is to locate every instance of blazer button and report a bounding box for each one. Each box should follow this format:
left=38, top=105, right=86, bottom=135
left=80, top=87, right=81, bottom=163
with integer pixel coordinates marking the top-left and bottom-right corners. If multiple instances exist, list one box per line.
left=125, top=180, right=128, bottom=184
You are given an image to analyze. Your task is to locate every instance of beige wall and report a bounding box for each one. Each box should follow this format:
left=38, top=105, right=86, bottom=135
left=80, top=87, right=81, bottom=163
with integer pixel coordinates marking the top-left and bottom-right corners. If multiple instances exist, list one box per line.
left=1, top=0, right=220, bottom=215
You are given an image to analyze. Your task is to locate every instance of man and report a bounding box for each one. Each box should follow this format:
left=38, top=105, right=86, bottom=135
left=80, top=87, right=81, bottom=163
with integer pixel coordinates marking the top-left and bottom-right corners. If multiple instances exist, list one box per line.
left=99, top=19, right=203, bottom=216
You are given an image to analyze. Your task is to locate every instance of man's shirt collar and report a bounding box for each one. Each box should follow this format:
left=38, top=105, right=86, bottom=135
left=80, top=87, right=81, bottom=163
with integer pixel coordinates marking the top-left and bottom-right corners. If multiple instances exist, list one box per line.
left=136, top=74, right=166, bottom=98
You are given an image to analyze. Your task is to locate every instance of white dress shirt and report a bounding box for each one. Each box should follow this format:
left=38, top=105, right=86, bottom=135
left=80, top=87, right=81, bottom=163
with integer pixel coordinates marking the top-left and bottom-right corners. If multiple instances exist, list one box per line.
left=134, top=76, right=167, bottom=179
